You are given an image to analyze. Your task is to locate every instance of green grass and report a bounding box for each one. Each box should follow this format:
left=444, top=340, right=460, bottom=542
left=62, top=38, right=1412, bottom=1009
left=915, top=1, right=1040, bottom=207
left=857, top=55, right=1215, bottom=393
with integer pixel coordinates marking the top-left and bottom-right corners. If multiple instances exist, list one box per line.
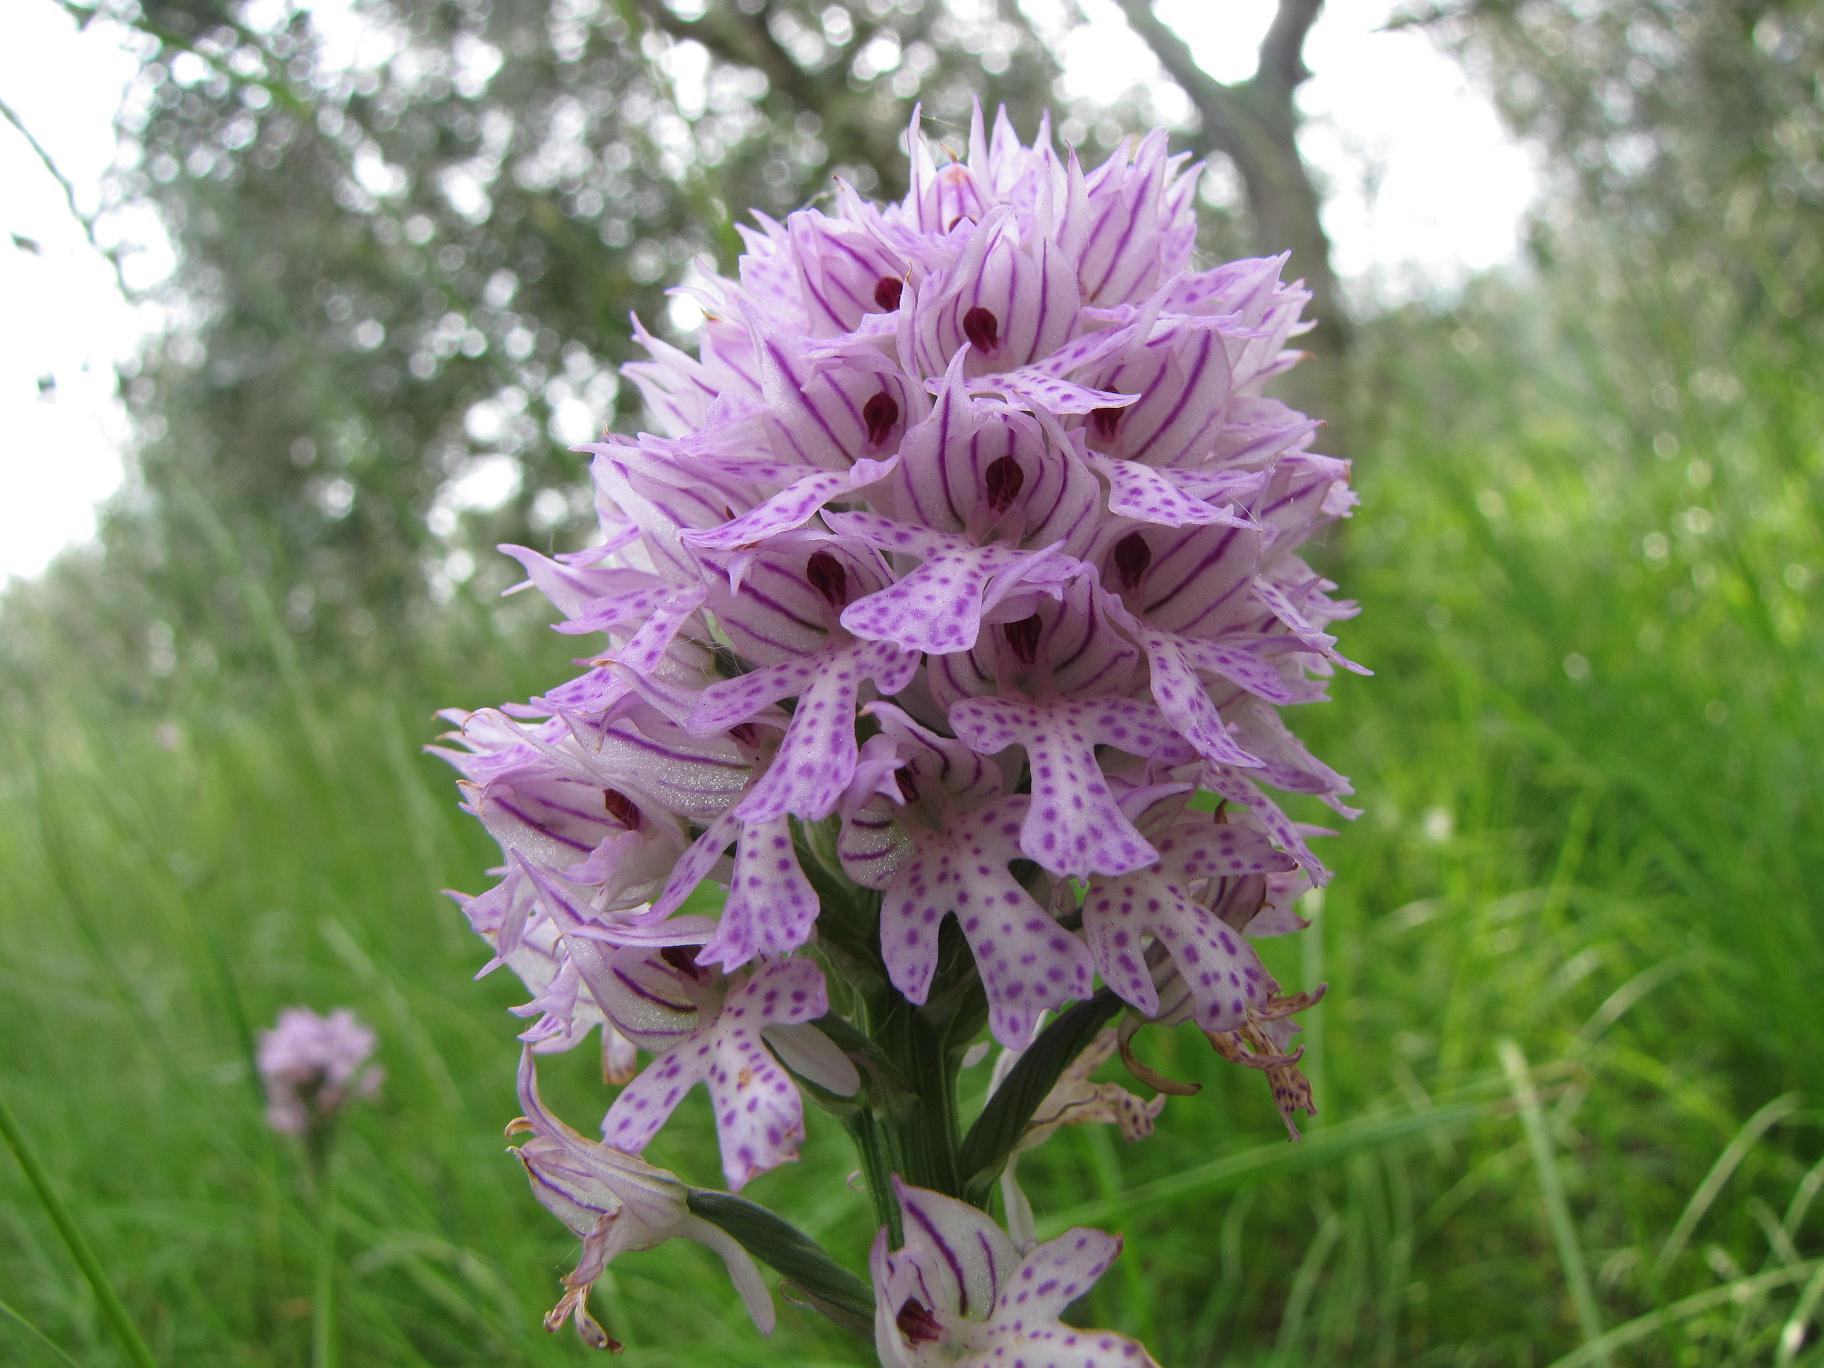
left=2, top=311, right=1821, bottom=1365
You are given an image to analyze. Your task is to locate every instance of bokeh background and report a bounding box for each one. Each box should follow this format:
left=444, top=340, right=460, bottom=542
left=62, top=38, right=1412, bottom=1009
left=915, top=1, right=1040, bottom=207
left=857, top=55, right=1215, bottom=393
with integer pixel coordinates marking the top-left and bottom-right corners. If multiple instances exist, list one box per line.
left=2, top=1, right=1821, bottom=1364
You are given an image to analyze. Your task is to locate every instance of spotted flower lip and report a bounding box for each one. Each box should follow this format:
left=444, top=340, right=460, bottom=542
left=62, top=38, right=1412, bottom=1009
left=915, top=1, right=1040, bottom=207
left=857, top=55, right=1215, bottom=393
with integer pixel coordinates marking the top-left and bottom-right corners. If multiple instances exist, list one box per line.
left=439, top=100, right=1360, bottom=1361
left=594, top=953, right=833, bottom=1191
left=870, top=1177, right=1158, bottom=1367
left=1080, top=786, right=1297, bottom=1031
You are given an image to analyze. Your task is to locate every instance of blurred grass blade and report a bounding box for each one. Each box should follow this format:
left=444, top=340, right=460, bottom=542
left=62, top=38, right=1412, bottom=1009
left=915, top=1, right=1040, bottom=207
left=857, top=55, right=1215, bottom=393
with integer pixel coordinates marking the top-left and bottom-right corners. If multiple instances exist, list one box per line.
left=1270, top=1207, right=1341, bottom=1365
left=203, top=932, right=265, bottom=1114
left=1776, top=1260, right=1824, bottom=1366
left=1546, top=1261, right=1822, bottom=1368
left=0, top=1295, right=86, bottom=1368
left=1499, top=1039, right=1607, bottom=1363
left=1782, top=1153, right=1824, bottom=1243
left=1573, top=957, right=1689, bottom=1049
left=0, top=1086, right=158, bottom=1368
left=1044, top=1089, right=1504, bottom=1231
left=1653, top=1091, right=1800, bottom=1277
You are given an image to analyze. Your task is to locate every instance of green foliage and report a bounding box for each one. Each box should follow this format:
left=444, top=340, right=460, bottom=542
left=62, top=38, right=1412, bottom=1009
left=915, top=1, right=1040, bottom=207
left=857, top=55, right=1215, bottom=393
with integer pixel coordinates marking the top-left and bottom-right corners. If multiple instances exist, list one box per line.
left=684, top=1191, right=875, bottom=1333
left=958, top=991, right=1121, bottom=1203
left=64, top=0, right=1076, bottom=677
left=1423, top=0, right=1824, bottom=334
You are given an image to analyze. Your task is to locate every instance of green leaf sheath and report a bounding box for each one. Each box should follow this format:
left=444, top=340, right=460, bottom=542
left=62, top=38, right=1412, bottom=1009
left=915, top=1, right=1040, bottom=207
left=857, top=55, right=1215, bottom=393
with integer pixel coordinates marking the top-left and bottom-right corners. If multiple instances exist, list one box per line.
left=958, top=992, right=1123, bottom=1205
left=685, top=1190, right=875, bottom=1335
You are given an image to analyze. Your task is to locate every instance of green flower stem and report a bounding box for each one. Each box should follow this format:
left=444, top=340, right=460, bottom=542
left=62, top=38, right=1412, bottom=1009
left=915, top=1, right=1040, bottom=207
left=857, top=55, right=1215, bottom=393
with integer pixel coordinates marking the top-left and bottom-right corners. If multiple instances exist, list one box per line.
left=876, top=1001, right=963, bottom=1198
left=0, top=1085, right=158, bottom=1368
left=310, top=1151, right=339, bottom=1368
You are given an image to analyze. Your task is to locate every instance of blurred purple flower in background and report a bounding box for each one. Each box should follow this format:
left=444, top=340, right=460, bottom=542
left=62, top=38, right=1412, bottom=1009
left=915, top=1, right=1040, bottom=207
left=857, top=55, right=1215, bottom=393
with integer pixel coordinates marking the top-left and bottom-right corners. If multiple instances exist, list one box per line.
left=257, top=1006, right=382, bottom=1139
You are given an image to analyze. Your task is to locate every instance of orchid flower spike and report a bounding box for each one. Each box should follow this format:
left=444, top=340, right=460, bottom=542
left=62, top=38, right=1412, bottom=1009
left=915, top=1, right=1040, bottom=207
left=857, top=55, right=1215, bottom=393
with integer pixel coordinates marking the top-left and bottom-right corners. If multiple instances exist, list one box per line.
left=439, top=99, right=1363, bottom=1365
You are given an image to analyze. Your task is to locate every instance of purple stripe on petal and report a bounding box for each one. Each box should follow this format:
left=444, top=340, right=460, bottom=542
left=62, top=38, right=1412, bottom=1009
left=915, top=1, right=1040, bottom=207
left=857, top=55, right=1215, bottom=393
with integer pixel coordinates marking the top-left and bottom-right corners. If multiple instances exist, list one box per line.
left=903, top=1198, right=972, bottom=1315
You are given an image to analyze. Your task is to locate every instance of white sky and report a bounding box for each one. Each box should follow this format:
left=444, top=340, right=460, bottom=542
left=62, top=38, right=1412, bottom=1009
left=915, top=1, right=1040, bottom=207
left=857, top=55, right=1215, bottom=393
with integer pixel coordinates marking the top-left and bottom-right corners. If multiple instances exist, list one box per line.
left=0, top=4, right=161, bottom=588
left=0, top=0, right=1536, bottom=587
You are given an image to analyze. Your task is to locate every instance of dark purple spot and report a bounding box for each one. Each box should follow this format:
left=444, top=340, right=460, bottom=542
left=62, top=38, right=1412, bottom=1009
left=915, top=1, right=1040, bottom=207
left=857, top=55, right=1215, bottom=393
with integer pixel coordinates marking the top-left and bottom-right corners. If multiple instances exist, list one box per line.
left=660, top=944, right=709, bottom=980
left=863, top=391, right=899, bottom=449
left=874, top=275, right=905, bottom=311
left=1002, top=613, right=1043, bottom=666
left=962, top=306, right=1000, bottom=353
left=896, top=1297, right=943, bottom=1346
left=602, top=788, right=641, bottom=829
left=984, top=455, right=1024, bottom=513
left=807, top=551, right=848, bottom=609
left=1113, top=531, right=1152, bottom=589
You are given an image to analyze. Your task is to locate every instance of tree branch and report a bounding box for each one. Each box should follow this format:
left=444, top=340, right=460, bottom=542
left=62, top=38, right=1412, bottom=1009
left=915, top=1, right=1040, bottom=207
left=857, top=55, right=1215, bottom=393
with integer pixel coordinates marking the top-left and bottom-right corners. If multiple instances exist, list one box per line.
left=629, top=0, right=805, bottom=98
left=1381, top=0, right=1498, bottom=34
left=989, top=0, right=1068, bottom=90
left=1109, top=1, right=1351, bottom=356
left=1109, top=0, right=1258, bottom=167
left=1258, top=0, right=1324, bottom=92
left=0, top=93, right=134, bottom=301
left=627, top=0, right=903, bottom=188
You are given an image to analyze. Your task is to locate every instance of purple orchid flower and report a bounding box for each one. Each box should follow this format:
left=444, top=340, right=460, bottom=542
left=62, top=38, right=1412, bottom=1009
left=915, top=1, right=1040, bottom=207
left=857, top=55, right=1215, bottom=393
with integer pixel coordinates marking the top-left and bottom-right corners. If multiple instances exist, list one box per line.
left=439, top=102, right=1361, bottom=1360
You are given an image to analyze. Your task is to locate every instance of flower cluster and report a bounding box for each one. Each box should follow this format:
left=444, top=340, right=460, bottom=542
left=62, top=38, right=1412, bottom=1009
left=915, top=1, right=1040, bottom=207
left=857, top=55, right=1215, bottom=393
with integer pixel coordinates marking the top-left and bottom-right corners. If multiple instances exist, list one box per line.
left=439, top=104, right=1359, bottom=1361
left=257, top=1006, right=382, bottom=1139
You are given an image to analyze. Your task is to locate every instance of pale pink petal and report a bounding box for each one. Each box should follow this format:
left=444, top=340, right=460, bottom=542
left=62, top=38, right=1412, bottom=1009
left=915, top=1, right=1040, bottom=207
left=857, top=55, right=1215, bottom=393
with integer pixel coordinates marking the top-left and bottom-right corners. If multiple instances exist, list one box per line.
left=682, top=456, right=897, bottom=551
left=996, top=1226, right=1124, bottom=1320
left=834, top=524, right=1076, bottom=656
left=706, top=960, right=827, bottom=1188
left=891, top=1177, right=1021, bottom=1322
left=1090, top=452, right=1255, bottom=529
